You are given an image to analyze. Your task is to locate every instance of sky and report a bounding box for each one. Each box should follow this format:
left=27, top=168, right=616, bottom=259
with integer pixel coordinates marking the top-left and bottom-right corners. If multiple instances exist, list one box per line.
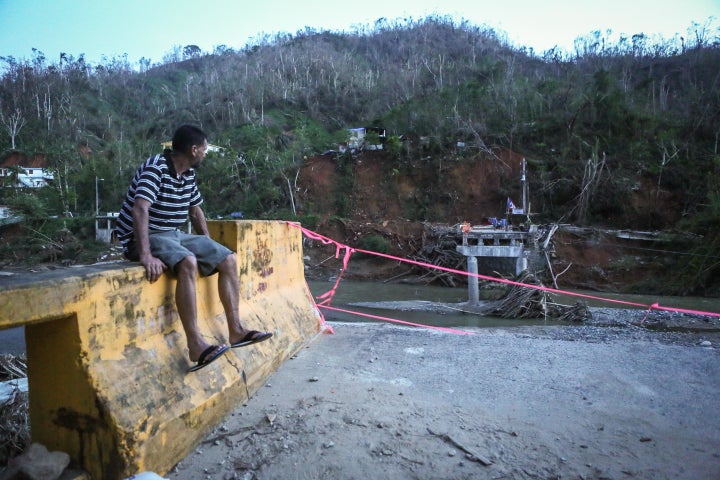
left=0, top=0, right=718, bottom=67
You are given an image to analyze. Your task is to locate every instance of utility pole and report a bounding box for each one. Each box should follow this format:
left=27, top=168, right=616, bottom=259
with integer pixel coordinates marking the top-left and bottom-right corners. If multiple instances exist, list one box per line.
left=521, top=158, right=528, bottom=215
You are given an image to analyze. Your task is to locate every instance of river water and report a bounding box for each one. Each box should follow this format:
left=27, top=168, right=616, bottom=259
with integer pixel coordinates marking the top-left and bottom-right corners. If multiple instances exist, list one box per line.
left=309, top=280, right=554, bottom=329
left=307, top=280, right=720, bottom=329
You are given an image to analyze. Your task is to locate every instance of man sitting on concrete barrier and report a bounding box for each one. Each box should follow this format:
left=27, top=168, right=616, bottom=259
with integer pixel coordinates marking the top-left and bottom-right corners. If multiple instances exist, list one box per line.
left=115, top=124, right=272, bottom=372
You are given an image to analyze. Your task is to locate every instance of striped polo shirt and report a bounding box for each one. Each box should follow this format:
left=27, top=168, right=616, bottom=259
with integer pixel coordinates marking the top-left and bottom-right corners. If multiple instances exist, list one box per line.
left=115, top=153, right=203, bottom=250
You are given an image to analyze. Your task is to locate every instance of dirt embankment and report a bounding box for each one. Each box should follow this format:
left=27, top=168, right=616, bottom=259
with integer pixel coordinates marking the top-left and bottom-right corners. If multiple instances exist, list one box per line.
left=297, top=148, right=527, bottom=226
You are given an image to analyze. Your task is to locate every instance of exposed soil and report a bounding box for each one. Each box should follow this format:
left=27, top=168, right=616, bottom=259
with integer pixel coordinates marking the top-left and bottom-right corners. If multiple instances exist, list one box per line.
left=297, top=148, right=527, bottom=226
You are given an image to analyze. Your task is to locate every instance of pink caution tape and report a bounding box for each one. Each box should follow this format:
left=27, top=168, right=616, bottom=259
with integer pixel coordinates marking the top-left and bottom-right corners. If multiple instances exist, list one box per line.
left=319, top=305, right=475, bottom=335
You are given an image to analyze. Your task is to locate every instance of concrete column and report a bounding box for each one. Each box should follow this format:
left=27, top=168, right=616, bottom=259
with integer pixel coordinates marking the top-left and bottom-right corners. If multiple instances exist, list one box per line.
left=467, top=255, right=479, bottom=305
left=516, top=254, right=528, bottom=276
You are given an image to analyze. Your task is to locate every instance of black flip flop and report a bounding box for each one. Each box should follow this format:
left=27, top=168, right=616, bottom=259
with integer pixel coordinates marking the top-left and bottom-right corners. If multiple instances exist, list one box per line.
left=187, top=344, right=229, bottom=372
left=231, top=330, right=273, bottom=348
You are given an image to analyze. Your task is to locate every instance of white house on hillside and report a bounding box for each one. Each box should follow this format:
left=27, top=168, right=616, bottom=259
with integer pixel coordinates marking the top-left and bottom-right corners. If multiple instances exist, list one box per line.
left=341, top=127, right=386, bottom=153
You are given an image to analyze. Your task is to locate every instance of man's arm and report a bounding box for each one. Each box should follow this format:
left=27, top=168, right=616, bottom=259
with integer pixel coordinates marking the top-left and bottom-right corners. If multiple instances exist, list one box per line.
left=189, top=205, right=210, bottom=236
left=132, top=198, right=166, bottom=282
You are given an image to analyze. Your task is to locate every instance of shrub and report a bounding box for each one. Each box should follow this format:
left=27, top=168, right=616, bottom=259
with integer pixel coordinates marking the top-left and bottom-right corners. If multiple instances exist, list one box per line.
left=356, top=234, right=390, bottom=254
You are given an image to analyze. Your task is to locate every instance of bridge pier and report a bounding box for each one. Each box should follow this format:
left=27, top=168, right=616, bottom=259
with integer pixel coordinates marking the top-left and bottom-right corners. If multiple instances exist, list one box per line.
left=457, top=227, right=530, bottom=304
left=466, top=255, right=479, bottom=305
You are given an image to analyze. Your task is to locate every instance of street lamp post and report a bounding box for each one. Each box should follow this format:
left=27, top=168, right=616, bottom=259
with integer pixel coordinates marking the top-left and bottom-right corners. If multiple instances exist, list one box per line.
left=95, top=177, right=104, bottom=240
left=95, top=176, right=104, bottom=217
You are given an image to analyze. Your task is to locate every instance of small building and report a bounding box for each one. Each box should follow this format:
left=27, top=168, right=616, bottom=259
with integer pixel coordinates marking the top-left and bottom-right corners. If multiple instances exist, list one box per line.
left=345, top=127, right=386, bottom=151
left=0, top=152, right=54, bottom=188
left=96, top=212, right=119, bottom=243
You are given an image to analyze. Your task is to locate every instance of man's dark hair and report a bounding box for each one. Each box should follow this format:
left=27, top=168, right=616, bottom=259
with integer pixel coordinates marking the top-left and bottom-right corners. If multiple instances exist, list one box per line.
left=172, top=125, right=207, bottom=154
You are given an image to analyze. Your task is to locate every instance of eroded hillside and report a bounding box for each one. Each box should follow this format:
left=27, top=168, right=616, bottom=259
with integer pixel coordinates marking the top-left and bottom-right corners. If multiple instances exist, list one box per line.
left=297, top=148, right=527, bottom=224
left=295, top=148, right=708, bottom=295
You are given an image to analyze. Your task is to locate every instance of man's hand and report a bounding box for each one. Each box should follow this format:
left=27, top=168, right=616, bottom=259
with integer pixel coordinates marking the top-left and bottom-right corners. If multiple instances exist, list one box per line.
left=132, top=198, right=167, bottom=282
left=140, top=254, right=167, bottom=283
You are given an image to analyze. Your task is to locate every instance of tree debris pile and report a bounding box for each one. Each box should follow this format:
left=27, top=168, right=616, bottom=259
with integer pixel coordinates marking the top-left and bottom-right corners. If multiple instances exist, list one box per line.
left=477, top=272, right=592, bottom=322
left=0, top=354, right=29, bottom=465
left=303, top=218, right=457, bottom=283
left=407, top=223, right=467, bottom=287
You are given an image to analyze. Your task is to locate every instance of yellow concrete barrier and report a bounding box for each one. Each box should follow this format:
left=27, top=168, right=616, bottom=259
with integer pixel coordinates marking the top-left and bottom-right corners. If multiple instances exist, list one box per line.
left=0, top=220, right=323, bottom=479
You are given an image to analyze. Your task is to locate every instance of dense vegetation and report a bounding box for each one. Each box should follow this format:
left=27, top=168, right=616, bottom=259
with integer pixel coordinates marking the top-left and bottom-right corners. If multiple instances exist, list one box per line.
left=1, top=16, right=719, bottom=291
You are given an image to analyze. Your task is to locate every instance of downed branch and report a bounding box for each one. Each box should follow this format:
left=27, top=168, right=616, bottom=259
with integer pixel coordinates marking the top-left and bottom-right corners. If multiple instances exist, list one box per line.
left=475, top=271, right=591, bottom=322
left=412, top=248, right=466, bottom=287
left=427, top=427, right=493, bottom=466
left=409, top=223, right=467, bottom=286
left=0, top=354, right=29, bottom=465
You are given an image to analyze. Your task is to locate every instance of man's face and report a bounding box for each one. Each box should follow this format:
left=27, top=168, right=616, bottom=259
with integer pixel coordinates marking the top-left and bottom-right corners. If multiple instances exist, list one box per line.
left=191, top=140, right=208, bottom=168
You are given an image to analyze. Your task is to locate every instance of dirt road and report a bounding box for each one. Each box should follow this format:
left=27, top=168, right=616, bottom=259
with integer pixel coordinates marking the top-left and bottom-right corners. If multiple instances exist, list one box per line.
left=167, top=319, right=720, bottom=480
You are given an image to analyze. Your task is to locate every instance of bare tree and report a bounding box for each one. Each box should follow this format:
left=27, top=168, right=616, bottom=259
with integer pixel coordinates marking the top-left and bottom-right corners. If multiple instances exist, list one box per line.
left=572, top=147, right=607, bottom=222
left=0, top=105, right=26, bottom=149
left=656, top=140, right=679, bottom=200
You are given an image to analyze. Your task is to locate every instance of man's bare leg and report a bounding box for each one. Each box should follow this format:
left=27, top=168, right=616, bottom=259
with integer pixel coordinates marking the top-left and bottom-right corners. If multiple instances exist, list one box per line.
left=175, top=255, right=219, bottom=361
left=215, top=253, right=251, bottom=344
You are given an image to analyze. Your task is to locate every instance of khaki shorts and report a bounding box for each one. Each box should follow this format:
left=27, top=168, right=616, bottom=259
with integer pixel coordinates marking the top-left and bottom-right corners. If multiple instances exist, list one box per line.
left=125, top=230, right=233, bottom=276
